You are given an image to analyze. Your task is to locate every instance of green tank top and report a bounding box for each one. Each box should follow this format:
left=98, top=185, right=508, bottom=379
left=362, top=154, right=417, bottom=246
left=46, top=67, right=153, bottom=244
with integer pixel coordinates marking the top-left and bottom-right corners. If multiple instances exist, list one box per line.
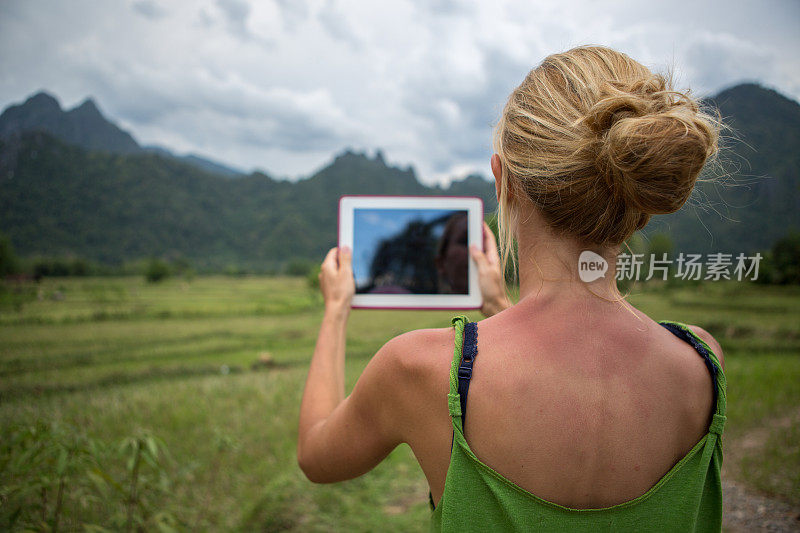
left=430, top=316, right=726, bottom=532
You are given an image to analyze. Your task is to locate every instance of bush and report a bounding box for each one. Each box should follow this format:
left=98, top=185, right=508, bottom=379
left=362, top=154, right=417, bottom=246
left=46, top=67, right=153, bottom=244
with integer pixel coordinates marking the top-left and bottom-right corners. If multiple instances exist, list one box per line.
left=0, top=422, right=178, bottom=531
left=284, top=258, right=313, bottom=277
left=753, top=252, right=774, bottom=285
left=753, top=232, right=800, bottom=285
left=167, top=254, right=194, bottom=279
left=144, top=258, right=171, bottom=283
left=0, top=233, right=20, bottom=277
left=771, top=231, right=800, bottom=285
left=31, top=256, right=95, bottom=278
left=307, top=264, right=321, bottom=290
left=0, top=281, right=37, bottom=311
left=69, top=257, right=91, bottom=276
left=223, top=264, right=247, bottom=277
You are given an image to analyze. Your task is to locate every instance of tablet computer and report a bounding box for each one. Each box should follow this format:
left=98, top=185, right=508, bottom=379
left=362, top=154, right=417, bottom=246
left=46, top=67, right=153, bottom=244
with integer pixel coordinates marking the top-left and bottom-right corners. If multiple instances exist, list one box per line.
left=338, top=195, right=484, bottom=309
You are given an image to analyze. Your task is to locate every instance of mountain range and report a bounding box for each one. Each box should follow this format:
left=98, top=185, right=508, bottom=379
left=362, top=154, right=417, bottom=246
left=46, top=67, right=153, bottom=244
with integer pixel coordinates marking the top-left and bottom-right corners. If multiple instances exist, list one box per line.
left=0, top=84, right=797, bottom=271
left=0, top=92, right=242, bottom=177
left=0, top=92, right=495, bottom=270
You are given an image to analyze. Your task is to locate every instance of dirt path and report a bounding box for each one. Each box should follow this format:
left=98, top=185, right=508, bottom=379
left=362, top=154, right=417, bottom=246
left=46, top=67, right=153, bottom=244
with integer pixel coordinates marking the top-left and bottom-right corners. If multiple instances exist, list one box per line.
left=723, top=480, right=800, bottom=532
left=722, top=408, right=800, bottom=532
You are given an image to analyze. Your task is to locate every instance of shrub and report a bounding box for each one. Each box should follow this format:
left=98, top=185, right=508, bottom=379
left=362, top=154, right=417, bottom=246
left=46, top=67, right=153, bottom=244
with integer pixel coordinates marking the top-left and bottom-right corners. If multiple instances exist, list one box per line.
left=144, top=258, right=170, bottom=283
left=0, top=232, right=20, bottom=276
left=31, top=257, right=95, bottom=278
left=223, top=264, right=247, bottom=277
left=771, top=231, right=800, bottom=285
left=0, top=422, right=178, bottom=531
left=307, top=264, right=321, bottom=290
left=284, top=258, right=313, bottom=277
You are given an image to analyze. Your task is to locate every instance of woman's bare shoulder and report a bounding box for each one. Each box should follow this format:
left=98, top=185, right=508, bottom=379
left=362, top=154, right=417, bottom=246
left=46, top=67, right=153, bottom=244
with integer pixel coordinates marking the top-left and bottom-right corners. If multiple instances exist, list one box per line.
left=379, top=326, right=455, bottom=376
left=686, top=324, right=725, bottom=370
left=368, top=326, right=456, bottom=441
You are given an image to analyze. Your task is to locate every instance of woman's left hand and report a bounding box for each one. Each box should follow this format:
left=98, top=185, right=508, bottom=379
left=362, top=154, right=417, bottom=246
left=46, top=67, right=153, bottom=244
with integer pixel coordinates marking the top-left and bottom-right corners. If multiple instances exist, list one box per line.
left=469, top=222, right=511, bottom=318
left=319, top=247, right=355, bottom=314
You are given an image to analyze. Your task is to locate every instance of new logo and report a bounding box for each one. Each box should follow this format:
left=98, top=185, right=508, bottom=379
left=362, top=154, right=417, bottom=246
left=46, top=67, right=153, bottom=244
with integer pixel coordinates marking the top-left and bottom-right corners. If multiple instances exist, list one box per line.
left=578, top=251, right=608, bottom=282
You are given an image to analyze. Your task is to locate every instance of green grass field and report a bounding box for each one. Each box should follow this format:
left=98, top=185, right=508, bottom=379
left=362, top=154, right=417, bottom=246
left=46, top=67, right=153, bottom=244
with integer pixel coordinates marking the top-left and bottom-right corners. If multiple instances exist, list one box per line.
left=1, top=276, right=799, bottom=531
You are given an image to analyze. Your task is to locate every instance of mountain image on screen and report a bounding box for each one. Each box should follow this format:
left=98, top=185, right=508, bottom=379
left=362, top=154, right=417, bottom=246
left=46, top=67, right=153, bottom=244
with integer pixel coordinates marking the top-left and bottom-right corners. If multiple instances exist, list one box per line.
left=353, top=209, right=468, bottom=295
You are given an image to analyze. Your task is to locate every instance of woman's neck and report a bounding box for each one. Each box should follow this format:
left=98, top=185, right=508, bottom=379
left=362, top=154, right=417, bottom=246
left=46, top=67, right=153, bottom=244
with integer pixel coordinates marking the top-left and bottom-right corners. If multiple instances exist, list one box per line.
left=514, top=220, right=623, bottom=305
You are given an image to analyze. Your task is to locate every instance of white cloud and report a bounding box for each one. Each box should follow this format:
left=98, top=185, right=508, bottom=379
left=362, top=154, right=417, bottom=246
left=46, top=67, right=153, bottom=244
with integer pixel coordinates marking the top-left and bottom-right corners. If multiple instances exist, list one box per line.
left=683, top=32, right=777, bottom=95
left=132, top=0, right=167, bottom=20
left=216, top=0, right=251, bottom=37
left=0, top=0, right=798, bottom=184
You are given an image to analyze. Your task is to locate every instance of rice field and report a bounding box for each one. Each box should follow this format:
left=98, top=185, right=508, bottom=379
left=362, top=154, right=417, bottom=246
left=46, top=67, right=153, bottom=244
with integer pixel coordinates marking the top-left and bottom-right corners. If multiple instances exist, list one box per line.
left=1, top=276, right=798, bottom=531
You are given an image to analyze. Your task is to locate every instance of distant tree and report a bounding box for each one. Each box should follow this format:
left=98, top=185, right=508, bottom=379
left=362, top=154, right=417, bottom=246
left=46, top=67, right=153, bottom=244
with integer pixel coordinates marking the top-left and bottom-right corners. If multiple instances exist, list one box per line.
left=224, top=264, right=247, bottom=277
left=169, top=255, right=191, bottom=275
left=167, top=254, right=194, bottom=280
left=285, top=259, right=314, bottom=277
left=70, top=257, right=90, bottom=276
left=646, top=233, right=674, bottom=258
left=623, top=232, right=648, bottom=256
left=33, top=258, right=56, bottom=279
left=31, top=256, right=94, bottom=278
left=0, top=233, right=20, bottom=277
left=615, top=232, right=649, bottom=291
left=753, top=251, right=774, bottom=285
left=645, top=232, right=674, bottom=283
left=144, top=258, right=170, bottom=283
left=771, top=231, right=800, bottom=284
left=307, top=264, right=321, bottom=290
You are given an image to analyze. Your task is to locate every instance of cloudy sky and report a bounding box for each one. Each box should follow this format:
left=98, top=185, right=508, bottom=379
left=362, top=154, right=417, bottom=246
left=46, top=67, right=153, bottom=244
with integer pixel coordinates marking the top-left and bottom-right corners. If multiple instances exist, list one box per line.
left=1, top=0, right=798, bottom=184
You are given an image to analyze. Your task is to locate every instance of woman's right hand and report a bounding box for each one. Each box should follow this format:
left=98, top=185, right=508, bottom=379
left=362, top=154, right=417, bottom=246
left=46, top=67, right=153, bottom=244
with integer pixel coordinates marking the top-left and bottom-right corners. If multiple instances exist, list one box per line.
left=469, top=222, right=512, bottom=318
left=319, top=247, right=355, bottom=317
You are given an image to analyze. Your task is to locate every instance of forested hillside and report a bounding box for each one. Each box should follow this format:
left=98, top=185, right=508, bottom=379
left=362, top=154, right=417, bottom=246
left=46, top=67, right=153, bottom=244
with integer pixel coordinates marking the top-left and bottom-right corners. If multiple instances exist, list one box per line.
left=0, top=133, right=495, bottom=270
left=0, top=83, right=797, bottom=271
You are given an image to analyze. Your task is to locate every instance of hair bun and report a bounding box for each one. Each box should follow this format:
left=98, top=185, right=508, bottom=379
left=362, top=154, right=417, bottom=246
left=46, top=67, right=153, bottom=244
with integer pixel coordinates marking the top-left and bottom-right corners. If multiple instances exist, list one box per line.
left=584, top=94, right=649, bottom=135
left=589, top=91, right=717, bottom=216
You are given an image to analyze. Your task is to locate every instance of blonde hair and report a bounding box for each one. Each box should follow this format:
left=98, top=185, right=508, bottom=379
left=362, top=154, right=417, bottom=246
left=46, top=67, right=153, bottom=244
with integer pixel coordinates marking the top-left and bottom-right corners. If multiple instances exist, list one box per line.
left=493, top=45, right=720, bottom=281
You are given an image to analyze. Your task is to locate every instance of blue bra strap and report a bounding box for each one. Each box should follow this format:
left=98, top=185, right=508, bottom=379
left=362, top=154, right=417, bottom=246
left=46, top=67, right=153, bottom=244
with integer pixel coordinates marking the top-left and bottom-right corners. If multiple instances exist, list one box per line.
left=659, top=322, right=719, bottom=413
left=457, top=321, right=479, bottom=429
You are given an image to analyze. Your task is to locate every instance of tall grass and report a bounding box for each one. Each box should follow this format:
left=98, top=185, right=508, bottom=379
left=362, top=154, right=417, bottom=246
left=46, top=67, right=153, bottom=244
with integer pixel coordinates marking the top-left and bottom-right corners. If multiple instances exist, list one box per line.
left=0, top=277, right=798, bottom=530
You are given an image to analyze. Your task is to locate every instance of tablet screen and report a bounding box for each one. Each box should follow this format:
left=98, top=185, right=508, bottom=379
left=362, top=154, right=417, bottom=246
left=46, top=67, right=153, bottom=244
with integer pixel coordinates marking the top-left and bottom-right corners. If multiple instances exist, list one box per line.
left=339, top=195, right=482, bottom=309
left=353, top=208, right=469, bottom=295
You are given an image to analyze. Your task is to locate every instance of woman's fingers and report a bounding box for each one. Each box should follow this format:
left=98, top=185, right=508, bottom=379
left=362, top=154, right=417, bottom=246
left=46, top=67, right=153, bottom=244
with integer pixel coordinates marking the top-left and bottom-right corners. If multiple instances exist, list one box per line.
left=482, top=222, right=501, bottom=266
left=322, top=247, right=338, bottom=272
left=473, top=222, right=511, bottom=318
left=338, top=246, right=352, bottom=273
left=322, top=247, right=354, bottom=280
left=470, top=244, right=489, bottom=272
left=319, top=247, right=355, bottom=311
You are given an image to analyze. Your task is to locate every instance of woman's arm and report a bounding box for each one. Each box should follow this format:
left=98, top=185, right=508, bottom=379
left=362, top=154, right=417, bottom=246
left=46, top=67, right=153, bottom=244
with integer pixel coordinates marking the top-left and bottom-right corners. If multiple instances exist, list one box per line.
left=297, top=309, right=349, bottom=453
left=296, top=247, right=404, bottom=483
left=297, top=248, right=352, bottom=443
